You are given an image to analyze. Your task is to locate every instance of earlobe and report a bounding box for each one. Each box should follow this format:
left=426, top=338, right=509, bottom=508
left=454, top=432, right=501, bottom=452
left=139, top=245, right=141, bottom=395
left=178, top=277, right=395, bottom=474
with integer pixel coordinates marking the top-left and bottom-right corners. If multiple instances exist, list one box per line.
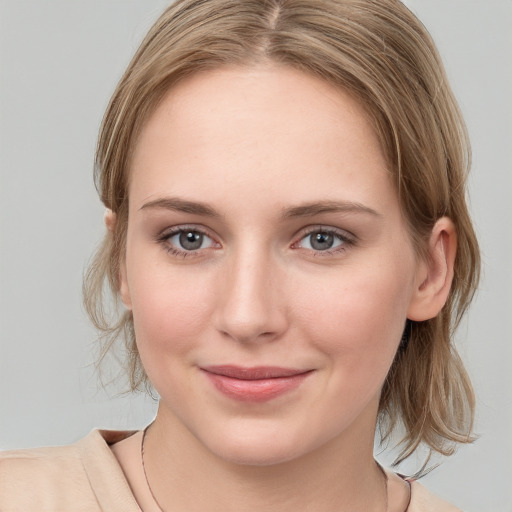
left=119, top=260, right=132, bottom=310
left=104, top=208, right=132, bottom=309
left=407, top=217, right=457, bottom=321
left=104, top=208, right=116, bottom=232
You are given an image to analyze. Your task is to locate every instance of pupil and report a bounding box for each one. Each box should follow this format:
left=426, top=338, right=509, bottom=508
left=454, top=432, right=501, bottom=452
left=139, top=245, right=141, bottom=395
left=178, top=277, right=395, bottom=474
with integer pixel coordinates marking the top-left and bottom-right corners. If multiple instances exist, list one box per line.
left=179, top=231, right=203, bottom=250
left=311, top=232, right=333, bottom=250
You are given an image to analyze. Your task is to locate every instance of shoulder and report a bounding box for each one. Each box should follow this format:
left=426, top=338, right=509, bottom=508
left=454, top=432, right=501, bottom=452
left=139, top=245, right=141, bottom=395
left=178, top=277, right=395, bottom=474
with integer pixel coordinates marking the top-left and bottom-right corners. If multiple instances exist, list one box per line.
left=0, top=430, right=140, bottom=512
left=384, top=467, right=461, bottom=512
left=408, top=479, right=462, bottom=512
left=0, top=440, right=99, bottom=511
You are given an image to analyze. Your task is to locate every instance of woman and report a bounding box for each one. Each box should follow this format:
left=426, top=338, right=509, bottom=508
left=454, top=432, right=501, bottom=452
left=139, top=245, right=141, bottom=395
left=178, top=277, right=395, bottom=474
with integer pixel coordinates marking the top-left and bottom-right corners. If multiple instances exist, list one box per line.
left=0, top=0, right=480, bottom=510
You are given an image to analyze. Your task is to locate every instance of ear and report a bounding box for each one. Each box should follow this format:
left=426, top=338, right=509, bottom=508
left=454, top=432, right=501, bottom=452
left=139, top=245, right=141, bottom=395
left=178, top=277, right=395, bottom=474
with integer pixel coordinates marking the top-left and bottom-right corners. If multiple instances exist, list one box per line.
left=118, top=259, right=132, bottom=310
left=407, top=217, right=457, bottom=321
left=104, top=208, right=116, bottom=232
left=104, top=208, right=132, bottom=309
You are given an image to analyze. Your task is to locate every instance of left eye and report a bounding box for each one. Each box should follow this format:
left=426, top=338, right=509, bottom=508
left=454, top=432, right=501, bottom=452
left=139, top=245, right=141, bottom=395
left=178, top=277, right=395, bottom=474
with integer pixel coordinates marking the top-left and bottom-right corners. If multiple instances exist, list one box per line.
left=297, top=230, right=346, bottom=251
left=168, top=230, right=215, bottom=251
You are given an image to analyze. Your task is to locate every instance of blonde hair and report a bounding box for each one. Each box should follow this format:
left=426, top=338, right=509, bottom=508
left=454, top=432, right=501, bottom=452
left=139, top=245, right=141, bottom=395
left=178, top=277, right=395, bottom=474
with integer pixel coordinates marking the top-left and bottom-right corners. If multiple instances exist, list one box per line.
left=84, top=0, right=480, bottom=466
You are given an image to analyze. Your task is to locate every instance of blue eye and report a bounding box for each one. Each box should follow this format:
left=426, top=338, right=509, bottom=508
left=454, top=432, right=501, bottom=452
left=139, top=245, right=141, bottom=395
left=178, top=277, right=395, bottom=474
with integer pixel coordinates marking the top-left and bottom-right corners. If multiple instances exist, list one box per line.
left=166, top=229, right=216, bottom=252
left=298, top=230, right=348, bottom=252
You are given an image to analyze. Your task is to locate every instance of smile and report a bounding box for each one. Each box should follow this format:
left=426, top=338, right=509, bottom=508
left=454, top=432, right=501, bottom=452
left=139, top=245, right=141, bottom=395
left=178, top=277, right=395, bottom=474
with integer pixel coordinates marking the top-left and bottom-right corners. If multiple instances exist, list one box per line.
left=201, top=366, right=313, bottom=402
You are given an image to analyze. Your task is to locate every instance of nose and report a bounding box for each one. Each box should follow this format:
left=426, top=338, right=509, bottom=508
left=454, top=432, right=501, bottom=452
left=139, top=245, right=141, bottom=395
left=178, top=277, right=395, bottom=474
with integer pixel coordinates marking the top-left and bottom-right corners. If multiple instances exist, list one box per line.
left=213, top=246, right=288, bottom=344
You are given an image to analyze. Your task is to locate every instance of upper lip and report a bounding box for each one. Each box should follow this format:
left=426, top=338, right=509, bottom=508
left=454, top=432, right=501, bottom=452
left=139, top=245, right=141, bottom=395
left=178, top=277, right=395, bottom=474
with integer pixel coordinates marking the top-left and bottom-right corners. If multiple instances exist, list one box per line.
left=201, top=365, right=311, bottom=380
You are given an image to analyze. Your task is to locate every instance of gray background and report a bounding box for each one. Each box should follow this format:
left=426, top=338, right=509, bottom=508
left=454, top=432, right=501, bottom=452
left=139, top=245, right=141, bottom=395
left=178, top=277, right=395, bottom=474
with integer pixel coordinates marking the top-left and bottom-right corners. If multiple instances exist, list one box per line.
left=0, top=1, right=510, bottom=510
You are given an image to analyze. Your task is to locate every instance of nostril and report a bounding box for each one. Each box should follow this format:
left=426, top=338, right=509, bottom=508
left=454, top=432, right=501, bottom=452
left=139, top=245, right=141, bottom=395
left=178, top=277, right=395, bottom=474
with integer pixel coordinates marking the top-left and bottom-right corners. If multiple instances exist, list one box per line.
left=213, top=264, right=288, bottom=343
left=217, top=326, right=281, bottom=344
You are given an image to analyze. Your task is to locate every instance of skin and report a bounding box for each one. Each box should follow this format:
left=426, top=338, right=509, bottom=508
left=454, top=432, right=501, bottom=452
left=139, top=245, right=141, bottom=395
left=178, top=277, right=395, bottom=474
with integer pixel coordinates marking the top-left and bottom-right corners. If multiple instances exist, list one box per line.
left=109, top=64, right=456, bottom=512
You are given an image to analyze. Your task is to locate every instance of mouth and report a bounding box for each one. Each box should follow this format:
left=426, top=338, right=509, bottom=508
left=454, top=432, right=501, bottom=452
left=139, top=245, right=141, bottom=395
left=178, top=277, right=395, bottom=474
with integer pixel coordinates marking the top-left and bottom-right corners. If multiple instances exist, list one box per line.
left=200, top=365, right=313, bottom=402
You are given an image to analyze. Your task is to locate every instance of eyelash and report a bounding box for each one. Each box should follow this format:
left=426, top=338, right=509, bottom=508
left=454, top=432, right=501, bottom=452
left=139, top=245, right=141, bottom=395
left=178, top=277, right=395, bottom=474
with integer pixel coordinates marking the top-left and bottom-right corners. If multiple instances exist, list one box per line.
left=156, top=225, right=356, bottom=259
left=292, top=227, right=356, bottom=256
left=156, top=225, right=219, bottom=259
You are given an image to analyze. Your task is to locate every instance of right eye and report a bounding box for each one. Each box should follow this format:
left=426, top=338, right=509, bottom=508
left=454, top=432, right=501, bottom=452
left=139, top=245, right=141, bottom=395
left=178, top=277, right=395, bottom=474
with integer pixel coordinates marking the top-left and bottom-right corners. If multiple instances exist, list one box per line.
left=158, top=227, right=219, bottom=258
left=168, top=230, right=214, bottom=251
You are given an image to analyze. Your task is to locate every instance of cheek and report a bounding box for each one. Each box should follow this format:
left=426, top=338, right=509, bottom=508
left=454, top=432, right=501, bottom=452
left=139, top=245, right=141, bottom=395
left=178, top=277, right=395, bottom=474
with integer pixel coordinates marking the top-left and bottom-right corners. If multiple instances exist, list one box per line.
left=126, top=253, right=216, bottom=363
left=129, top=270, right=216, bottom=400
left=293, top=258, right=414, bottom=377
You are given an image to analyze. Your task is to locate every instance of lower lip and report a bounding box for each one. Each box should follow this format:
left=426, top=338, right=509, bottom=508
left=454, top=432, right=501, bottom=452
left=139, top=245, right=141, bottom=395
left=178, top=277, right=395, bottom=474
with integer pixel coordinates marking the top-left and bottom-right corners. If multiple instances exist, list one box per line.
left=203, top=371, right=312, bottom=403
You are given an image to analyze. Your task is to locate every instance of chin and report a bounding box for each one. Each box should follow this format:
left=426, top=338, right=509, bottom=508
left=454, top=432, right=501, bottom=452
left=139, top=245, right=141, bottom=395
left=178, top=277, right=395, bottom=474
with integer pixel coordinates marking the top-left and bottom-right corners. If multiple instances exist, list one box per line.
left=210, top=439, right=304, bottom=467
left=196, top=420, right=325, bottom=467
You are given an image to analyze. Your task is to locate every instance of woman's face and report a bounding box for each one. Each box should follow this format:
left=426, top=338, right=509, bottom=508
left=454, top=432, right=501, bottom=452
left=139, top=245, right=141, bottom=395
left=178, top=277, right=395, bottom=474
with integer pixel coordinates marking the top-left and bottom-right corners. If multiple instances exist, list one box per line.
left=120, top=65, right=425, bottom=465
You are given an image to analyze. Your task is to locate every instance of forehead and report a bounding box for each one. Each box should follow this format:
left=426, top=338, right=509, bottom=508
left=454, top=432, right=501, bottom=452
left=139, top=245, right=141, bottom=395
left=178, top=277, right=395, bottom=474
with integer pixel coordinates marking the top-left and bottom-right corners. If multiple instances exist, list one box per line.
left=129, top=64, right=395, bottom=217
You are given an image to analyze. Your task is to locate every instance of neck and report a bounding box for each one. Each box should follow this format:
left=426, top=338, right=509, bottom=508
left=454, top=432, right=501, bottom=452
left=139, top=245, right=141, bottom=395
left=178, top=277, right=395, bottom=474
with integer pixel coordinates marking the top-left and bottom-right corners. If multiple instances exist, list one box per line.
left=143, top=403, right=386, bottom=512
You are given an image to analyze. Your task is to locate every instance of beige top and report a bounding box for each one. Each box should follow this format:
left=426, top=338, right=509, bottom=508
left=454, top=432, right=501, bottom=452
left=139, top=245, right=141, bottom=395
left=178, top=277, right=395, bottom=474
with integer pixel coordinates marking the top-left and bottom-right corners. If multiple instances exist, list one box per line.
left=0, top=430, right=461, bottom=512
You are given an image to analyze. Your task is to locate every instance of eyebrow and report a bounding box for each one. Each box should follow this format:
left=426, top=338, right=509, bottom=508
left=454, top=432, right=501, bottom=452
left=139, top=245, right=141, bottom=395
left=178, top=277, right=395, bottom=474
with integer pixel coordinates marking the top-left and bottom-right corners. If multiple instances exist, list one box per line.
left=281, top=200, right=381, bottom=219
left=139, top=197, right=380, bottom=219
left=140, top=197, right=220, bottom=217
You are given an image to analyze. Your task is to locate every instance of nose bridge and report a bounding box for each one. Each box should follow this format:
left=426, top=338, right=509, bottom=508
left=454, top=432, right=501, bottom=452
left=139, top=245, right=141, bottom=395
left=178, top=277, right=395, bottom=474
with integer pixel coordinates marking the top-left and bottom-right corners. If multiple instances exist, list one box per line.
left=215, top=240, right=286, bottom=343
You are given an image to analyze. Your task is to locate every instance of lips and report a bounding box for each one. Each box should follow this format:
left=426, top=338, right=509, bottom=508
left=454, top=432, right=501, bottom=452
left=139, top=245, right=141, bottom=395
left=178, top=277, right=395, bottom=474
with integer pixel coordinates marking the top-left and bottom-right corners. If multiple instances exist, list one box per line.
left=201, top=365, right=313, bottom=402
